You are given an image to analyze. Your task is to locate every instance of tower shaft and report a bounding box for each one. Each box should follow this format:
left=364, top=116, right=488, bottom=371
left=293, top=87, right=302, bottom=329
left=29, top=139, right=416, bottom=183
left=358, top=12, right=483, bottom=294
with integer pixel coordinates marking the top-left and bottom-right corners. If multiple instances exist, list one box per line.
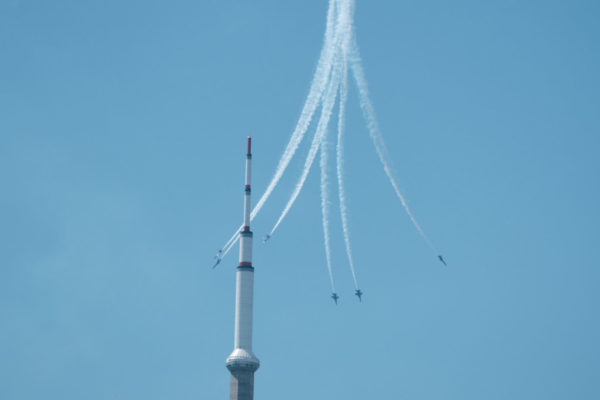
left=226, top=137, right=259, bottom=400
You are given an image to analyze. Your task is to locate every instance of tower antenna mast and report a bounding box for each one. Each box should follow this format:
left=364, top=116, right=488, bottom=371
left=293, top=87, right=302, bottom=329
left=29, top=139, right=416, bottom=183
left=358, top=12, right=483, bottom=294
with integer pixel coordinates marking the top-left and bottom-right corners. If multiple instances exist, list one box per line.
left=225, top=137, right=260, bottom=400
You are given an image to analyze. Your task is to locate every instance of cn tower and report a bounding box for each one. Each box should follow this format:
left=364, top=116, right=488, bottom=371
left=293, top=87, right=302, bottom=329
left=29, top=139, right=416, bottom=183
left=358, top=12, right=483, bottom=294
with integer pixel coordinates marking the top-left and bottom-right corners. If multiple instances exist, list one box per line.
left=225, top=137, right=260, bottom=400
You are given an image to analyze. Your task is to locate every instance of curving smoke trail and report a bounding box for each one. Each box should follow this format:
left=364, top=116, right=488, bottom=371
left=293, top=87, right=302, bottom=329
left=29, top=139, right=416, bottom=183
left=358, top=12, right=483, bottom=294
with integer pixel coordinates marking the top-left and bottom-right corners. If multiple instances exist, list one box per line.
left=348, top=34, right=438, bottom=254
left=220, top=227, right=241, bottom=258
left=335, top=58, right=359, bottom=289
left=319, top=137, right=336, bottom=293
left=217, top=0, right=339, bottom=259
left=249, top=0, right=338, bottom=222
left=269, top=61, right=342, bottom=236
left=268, top=0, right=354, bottom=238
left=215, top=0, right=442, bottom=278
left=332, top=0, right=360, bottom=288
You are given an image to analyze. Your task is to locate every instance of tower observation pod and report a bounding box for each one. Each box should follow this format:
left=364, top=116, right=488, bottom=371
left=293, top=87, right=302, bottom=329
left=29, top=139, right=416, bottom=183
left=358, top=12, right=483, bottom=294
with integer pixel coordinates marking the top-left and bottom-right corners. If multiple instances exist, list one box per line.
left=226, top=137, right=260, bottom=400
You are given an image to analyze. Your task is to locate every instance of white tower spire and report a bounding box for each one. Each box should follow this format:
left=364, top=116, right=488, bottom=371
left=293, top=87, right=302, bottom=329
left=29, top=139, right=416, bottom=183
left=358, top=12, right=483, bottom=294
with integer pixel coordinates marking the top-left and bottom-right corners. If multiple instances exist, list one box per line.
left=226, top=137, right=260, bottom=400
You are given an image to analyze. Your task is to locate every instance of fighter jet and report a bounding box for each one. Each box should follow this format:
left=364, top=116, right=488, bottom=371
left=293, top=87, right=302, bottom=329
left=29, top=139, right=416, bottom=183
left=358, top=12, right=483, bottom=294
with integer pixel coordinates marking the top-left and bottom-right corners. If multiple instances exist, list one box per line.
left=212, top=250, right=223, bottom=269
left=355, top=289, right=363, bottom=302
left=438, top=255, right=447, bottom=266
left=263, top=234, right=271, bottom=243
left=331, top=293, right=339, bottom=305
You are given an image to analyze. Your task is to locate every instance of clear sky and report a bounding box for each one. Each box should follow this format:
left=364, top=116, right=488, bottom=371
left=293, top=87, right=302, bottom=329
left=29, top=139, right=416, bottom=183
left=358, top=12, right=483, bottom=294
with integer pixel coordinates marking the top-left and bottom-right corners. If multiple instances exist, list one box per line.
left=1, top=0, right=599, bottom=399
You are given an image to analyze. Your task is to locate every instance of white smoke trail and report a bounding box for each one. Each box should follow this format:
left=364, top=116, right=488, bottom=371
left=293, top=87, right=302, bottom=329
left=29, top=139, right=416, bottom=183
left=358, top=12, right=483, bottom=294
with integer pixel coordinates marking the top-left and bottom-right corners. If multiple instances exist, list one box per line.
left=249, top=0, right=339, bottom=221
left=220, top=229, right=242, bottom=259
left=218, top=0, right=339, bottom=258
left=335, top=59, right=359, bottom=289
left=218, top=0, right=442, bottom=274
left=221, top=227, right=241, bottom=256
left=331, top=0, right=360, bottom=288
left=319, top=137, right=336, bottom=293
left=269, top=59, right=342, bottom=236
left=348, top=35, right=438, bottom=253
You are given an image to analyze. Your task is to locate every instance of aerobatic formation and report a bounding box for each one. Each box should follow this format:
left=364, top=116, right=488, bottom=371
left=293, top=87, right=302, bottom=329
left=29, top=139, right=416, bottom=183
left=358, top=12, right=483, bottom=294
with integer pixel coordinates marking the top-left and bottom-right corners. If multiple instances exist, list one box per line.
left=213, top=0, right=446, bottom=304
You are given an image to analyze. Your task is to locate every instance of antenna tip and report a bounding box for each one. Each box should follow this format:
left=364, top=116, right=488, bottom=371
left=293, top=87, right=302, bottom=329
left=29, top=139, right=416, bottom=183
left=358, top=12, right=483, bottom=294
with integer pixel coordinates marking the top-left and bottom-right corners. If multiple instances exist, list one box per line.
left=247, top=137, right=252, bottom=155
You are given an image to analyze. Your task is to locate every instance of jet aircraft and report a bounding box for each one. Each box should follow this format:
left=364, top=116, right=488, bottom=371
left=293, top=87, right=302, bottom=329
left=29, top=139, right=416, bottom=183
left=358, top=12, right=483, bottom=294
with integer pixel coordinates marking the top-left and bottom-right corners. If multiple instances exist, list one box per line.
left=355, top=289, right=363, bottom=302
left=438, top=255, right=447, bottom=266
left=263, top=234, right=271, bottom=243
left=331, top=293, right=339, bottom=305
left=212, top=250, right=223, bottom=269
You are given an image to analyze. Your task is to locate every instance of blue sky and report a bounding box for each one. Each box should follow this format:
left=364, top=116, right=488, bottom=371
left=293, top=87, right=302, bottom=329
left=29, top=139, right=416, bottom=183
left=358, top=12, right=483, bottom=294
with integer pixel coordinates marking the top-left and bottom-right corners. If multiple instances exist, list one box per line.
left=1, top=0, right=599, bottom=399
